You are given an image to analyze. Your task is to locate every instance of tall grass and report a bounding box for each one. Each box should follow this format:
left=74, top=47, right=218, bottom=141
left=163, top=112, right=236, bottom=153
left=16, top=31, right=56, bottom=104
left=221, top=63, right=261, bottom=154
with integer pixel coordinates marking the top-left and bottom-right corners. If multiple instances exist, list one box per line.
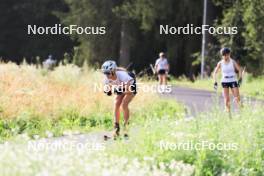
left=0, top=63, right=110, bottom=119
left=0, top=63, right=184, bottom=140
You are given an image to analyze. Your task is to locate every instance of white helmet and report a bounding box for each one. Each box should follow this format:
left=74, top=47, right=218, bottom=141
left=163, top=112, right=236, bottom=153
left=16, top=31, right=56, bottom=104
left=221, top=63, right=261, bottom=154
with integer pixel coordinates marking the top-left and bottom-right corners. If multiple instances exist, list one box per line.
left=101, top=60, right=117, bottom=73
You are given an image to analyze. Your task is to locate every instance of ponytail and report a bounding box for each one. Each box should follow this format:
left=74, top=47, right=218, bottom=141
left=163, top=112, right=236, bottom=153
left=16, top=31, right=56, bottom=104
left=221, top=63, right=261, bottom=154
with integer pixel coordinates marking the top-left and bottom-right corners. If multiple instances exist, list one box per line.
left=115, top=67, right=127, bottom=71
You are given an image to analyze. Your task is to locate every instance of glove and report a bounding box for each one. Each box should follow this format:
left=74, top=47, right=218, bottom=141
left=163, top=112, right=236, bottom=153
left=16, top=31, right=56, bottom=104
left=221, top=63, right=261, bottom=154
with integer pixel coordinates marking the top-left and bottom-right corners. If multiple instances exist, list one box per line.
left=104, top=90, right=112, bottom=96
left=238, top=78, right=242, bottom=87
left=214, top=82, right=218, bottom=90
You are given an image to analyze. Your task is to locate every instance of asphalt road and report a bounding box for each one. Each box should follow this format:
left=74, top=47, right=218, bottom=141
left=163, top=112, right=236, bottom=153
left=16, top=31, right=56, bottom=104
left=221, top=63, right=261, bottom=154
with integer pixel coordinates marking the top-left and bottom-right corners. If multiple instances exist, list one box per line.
left=163, top=86, right=262, bottom=117
left=163, top=86, right=223, bottom=116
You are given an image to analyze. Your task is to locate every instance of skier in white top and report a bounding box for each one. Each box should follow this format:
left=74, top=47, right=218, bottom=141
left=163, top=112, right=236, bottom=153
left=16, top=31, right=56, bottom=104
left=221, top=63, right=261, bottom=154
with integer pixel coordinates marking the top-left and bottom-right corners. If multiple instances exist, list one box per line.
left=101, top=60, right=136, bottom=139
left=155, top=52, right=169, bottom=85
left=213, top=47, right=242, bottom=112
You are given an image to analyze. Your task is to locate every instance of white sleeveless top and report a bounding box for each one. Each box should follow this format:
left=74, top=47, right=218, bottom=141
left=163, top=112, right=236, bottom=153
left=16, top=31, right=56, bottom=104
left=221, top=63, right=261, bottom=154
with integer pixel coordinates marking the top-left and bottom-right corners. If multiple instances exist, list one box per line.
left=155, top=58, right=168, bottom=71
left=220, top=59, right=237, bottom=83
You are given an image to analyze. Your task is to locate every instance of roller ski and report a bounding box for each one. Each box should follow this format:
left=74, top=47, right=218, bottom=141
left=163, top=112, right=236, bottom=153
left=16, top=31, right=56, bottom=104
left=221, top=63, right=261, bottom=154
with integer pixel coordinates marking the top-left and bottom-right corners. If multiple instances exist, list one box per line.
left=103, top=122, right=129, bottom=141
left=104, top=122, right=120, bottom=141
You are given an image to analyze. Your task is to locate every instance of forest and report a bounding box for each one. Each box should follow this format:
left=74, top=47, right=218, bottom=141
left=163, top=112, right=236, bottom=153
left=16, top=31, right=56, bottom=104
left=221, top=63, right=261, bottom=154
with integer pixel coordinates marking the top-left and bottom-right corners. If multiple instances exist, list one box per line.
left=0, top=0, right=263, bottom=76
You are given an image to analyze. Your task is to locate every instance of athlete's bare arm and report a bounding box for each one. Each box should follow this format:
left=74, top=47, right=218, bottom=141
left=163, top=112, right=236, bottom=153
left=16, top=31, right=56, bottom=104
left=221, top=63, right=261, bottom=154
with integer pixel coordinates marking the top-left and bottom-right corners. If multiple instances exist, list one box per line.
left=234, top=61, right=242, bottom=80
left=213, top=62, right=221, bottom=82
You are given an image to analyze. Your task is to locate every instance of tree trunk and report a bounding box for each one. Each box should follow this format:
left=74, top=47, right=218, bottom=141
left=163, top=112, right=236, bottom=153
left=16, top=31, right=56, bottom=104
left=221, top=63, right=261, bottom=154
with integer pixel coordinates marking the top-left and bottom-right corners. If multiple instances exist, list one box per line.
left=119, top=20, right=130, bottom=67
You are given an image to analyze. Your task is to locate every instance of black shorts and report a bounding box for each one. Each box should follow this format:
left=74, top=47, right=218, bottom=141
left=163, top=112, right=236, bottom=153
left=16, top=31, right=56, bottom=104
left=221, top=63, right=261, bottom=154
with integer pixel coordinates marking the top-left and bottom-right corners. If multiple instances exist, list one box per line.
left=158, top=69, right=166, bottom=75
left=221, top=82, right=238, bottom=88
